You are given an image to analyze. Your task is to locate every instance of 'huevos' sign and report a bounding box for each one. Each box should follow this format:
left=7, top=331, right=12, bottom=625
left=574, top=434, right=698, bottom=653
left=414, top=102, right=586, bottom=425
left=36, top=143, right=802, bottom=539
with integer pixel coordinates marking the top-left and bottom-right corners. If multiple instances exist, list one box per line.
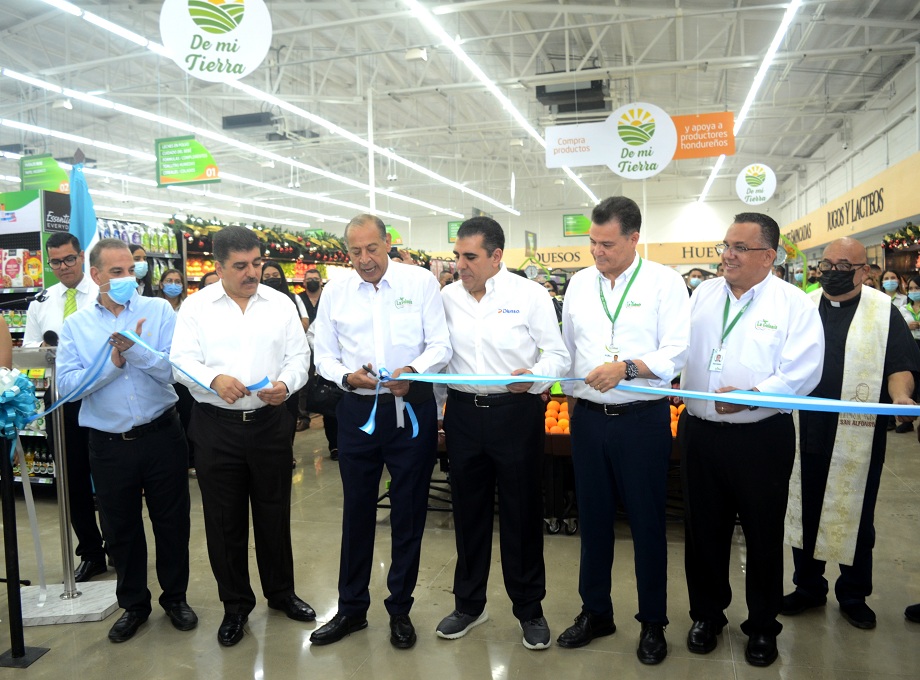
left=160, top=0, right=272, bottom=83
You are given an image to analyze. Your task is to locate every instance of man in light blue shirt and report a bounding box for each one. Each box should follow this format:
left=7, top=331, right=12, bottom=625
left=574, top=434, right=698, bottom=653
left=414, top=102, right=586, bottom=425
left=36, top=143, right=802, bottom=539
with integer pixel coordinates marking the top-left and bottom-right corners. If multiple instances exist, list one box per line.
left=57, top=238, right=196, bottom=644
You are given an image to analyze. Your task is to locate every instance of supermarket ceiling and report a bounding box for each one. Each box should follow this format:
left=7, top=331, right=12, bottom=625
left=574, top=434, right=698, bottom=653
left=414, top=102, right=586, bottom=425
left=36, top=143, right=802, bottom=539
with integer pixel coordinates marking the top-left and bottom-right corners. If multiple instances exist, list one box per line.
left=1, top=0, right=919, bottom=229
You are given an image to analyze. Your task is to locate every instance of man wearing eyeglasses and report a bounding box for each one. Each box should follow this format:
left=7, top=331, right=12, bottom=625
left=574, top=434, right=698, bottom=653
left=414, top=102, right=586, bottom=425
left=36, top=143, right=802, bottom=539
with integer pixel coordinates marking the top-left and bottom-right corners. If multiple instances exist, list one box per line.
left=23, top=231, right=107, bottom=584
left=679, top=213, right=825, bottom=667
left=783, top=237, right=920, bottom=631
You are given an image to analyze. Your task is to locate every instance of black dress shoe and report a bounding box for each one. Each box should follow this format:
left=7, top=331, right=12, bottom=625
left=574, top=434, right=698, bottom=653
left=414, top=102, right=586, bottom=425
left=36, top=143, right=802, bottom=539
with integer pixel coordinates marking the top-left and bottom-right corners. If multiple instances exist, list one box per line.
left=745, top=633, right=778, bottom=667
left=74, top=560, right=107, bottom=583
left=840, top=602, right=876, bottom=629
left=687, top=620, right=722, bottom=654
left=556, top=611, right=616, bottom=649
left=267, top=594, right=316, bottom=622
left=310, top=612, right=368, bottom=646
left=637, top=623, right=667, bottom=665
left=217, top=613, right=248, bottom=647
left=108, top=611, right=148, bottom=643
left=781, top=590, right=826, bottom=616
left=164, top=601, right=198, bottom=631
left=390, top=614, right=417, bottom=649
left=906, top=603, right=920, bottom=623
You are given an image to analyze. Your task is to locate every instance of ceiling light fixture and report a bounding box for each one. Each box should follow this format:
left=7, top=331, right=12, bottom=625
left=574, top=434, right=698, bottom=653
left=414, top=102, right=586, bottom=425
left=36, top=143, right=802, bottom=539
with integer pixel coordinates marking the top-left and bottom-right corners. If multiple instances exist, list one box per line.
left=402, top=0, right=598, bottom=205
left=52, top=98, right=73, bottom=110
left=698, top=0, right=803, bottom=203
left=30, top=0, right=505, bottom=216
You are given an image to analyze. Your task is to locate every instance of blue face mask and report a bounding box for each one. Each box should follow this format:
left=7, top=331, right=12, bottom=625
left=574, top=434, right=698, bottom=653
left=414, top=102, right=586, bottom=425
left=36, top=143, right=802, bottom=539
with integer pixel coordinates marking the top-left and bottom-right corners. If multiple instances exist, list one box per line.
left=162, top=282, right=183, bottom=298
left=794, top=272, right=804, bottom=282
left=909, top=291, right=920, bottom=302
left=882, top=279, right=899, bottom=292
left=105, top=276, right=138, bottom=305
left=688, top=277, right=702, bottom=288
left=133, top=260, right=148, bottom=279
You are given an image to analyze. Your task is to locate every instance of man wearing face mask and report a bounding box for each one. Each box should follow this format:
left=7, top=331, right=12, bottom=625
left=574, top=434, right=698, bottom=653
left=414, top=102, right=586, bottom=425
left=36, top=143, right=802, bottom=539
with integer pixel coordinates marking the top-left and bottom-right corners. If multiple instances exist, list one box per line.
left=783, top=237, right=920, bottom=631
left=806, top=266, right=821, bottom=292
left=56, top=238, right=196, bottom=643
left=687, top=269, right=706, bottom=295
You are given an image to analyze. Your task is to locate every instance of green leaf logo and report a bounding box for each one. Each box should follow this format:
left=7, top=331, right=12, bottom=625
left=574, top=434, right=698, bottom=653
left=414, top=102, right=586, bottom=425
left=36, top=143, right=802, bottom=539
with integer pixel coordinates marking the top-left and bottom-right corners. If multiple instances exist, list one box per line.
left=189, top=0, right=245, bottom=35
left=745, top=165, right=767, bottom=187
left=617, top=108, right=656, bottom=146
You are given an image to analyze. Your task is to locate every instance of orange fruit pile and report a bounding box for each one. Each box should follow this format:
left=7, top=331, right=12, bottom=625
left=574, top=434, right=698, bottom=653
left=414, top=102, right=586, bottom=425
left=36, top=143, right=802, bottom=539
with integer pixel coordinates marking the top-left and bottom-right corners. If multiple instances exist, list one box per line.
left=669, top=403, right=685, bottom=437
left=545, top=399, right=570, bottom=434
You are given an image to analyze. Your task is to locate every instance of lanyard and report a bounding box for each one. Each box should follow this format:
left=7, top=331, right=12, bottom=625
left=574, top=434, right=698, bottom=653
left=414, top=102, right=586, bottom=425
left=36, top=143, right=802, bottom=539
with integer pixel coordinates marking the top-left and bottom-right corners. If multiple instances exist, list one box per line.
left=721, top=294, right=751, bottom=346
left=598, top=258, right=643, bottom=330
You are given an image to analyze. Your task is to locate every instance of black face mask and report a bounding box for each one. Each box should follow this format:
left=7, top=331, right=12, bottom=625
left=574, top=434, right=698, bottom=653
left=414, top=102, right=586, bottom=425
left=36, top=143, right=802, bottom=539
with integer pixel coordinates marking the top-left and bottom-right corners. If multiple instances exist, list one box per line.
left=807, top=276, right=818, bottom=284
left=305, top=280, right=321, bottom=293
left=262, top=277, right=285, bottom=291
left=820, top=269, right=857, bottom=296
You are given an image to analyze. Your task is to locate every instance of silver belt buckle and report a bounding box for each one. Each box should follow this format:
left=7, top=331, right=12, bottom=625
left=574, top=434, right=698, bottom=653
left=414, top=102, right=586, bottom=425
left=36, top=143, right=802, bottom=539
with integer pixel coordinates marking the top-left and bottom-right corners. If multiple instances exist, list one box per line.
left=603, top=403, right=621, bottom=416
left=242, top=409, right=257, bottom=422
left=473, top=394, right=490, bottom=408
left=120, top=431, right=137, bottom=441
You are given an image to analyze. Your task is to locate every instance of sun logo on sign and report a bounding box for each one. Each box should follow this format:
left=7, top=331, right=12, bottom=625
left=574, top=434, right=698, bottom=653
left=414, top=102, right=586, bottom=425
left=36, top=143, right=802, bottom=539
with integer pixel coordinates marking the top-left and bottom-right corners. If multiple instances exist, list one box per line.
left=188, top=0, right=245, bottom=34
left=745, top=165, right=767, bottom=187
left=617, top=108, right=656, bottom=146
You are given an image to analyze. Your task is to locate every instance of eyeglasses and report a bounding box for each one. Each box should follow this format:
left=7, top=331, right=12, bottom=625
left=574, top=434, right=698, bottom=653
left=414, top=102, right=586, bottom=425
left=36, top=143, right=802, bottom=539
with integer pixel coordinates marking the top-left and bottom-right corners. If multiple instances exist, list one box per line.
left=816, top=260, right=867, bottom=272
left=714, top=243, right=772, bottom=256
left=48, top=254, right=78, bottom=269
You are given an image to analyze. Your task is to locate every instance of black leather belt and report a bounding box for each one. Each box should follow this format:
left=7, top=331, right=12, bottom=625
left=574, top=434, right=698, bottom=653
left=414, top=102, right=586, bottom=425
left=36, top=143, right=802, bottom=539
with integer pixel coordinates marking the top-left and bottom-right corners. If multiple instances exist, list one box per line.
left=448, top=388, right=536, bottom=408
left=197, top=402, right=275, bottom=423
left=688, top=412, right=788, bottom=429
left=90, top=406, right=177, bottom=442
left=346, top=392, right=397, bottom=404
left=577, top=397, right=667, bottom=416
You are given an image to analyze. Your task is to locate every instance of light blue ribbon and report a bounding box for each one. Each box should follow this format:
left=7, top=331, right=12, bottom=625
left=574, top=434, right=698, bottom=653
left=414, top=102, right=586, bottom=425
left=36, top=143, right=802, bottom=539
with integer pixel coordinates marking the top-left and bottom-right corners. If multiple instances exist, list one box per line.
left=28, top=331, right=273, bottom=422
left=397, top=372, right=920, bottom=417
left=358, top=368, right=420, bottom=438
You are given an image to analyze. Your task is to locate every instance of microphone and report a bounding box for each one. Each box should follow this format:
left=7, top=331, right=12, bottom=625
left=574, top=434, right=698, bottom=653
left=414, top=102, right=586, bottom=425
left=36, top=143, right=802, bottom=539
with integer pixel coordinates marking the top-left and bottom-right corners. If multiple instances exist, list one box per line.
left=43, top=331, right=59, bottom=347
left=31, top=288, right=49, bottom=303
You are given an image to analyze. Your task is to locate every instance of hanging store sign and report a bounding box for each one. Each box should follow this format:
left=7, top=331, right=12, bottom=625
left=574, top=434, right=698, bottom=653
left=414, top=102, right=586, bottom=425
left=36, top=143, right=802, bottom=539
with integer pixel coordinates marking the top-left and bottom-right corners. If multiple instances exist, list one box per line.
left=155, top=136, right=220, bottom=187
left=447, top=220, right=462, bottom=244
left=545, top=102, right=677, bottom=180
left=735, top=163, right=777, bottom=205
left=563, top=214, right=591, bottom=237
left=385, top=225, right=403, bottom=246
left=160, top=0, right=273, bottom=83
left=671, top=112, right=735, bottom=159
left=19, top=155, right=69, bottom=193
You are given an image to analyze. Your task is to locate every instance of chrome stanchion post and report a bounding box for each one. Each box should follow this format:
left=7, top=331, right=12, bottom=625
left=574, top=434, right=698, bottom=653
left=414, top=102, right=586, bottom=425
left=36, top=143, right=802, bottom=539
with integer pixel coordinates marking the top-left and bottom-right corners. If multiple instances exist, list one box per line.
left=46, top=349, right=79, bottom=599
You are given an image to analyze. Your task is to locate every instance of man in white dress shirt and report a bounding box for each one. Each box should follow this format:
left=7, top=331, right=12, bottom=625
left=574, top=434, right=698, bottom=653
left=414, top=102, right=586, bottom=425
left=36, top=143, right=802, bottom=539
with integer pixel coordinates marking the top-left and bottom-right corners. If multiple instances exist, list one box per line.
left=557, top=196, right=690, bottom=665
left=435, top=216, right=570, bottom=650
left=171, top=225, right=312, bottom=648
left=680, top=212, right=824, bottom=667
left=23, top=231, right=106, bottom=583
left=311, top=214, right=452, bottom=649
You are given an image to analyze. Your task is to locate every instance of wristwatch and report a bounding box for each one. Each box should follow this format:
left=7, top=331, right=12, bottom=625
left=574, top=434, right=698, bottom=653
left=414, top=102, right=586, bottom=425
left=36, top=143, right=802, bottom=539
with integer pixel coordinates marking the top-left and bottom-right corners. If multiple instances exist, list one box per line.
left=342, top=373, right=356, bottom=391
left=623, top=359, right=639, bottom=381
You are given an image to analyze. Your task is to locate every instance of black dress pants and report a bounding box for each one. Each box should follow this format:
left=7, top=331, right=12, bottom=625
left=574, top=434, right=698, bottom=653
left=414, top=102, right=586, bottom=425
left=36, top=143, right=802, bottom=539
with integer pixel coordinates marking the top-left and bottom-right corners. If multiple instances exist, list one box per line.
left=569, top=399, right=671, bottom=625
left=190, top=403, right=296, bottom=616
left=335, top=394, right=437, bottom=617
left=88, top=411, right=190, bottom=615
left=443, top=391, right=546, bottom=621
left=681, top=412, right=795, bottom=636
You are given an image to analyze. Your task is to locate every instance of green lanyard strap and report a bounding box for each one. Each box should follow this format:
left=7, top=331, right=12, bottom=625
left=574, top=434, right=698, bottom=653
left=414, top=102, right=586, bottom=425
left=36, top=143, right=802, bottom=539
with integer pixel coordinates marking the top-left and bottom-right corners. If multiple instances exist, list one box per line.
left=721, top=294, right=750, bottom=345
left=598, top=258, right=643, bottom=329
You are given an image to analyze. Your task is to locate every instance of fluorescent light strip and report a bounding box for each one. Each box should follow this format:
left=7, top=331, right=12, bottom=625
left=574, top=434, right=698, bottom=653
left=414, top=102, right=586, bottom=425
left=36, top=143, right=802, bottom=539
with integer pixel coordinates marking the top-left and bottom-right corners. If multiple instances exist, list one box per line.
left=403, top=0, right=598, bottom=206
left=1, top=174, right=22, bottom=183
left=230, top=80, right=518, bottom=216
left=95, top=205, right=172, bottom=221
left=167, top=185, right=348, bottom=224
left=89, top=189, right=323, bottom=229
left=0, top=150, right=23, bottom=160
left=0, top=67, right=452, bottom=219
left=0, top=118, right=156, bottom=161
left=33, top=0, right=513, bottom=215
left=698, top=0, right=802, bottom=203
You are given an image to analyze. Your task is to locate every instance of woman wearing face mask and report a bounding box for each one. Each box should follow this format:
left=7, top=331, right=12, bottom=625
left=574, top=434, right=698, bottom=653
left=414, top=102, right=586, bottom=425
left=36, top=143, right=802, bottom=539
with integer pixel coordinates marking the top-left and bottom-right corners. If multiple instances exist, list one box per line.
left=128, top=245, right=155, bottom=297
left=157, top=268, right=186, bottom=311
left=686, top=268, right=706, bottom=296
left=880, top=269, right=907, bottom=307
left=261, top=261, right=309, bottom=447
left=892, top=274, right=920, bottom=435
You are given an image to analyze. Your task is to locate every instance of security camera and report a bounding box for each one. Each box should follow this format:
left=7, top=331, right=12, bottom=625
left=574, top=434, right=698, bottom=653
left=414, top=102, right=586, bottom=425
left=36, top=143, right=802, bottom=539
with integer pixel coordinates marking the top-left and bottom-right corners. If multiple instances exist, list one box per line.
left=842, top=142, right=849, bottom=150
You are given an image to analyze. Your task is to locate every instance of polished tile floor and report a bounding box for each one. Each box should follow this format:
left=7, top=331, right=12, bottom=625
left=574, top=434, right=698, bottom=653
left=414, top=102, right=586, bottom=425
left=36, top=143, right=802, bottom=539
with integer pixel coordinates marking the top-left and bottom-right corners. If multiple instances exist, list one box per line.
left=1, top=419, right=919, bottom=679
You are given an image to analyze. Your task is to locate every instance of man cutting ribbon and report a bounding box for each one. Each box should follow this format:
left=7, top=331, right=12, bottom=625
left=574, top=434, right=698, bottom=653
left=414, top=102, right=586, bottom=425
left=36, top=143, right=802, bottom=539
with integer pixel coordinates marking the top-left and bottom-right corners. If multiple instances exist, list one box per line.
left=311, top=214, right=451, bottom=649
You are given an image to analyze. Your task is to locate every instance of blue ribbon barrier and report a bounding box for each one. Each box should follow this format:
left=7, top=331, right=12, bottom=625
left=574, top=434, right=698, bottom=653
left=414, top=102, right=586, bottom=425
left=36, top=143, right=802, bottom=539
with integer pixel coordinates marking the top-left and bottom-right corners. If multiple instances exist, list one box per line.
left=358, top=368, right=419, bottom=438
left=396, top=372, right=920, bottom=417
left=1, top=369, right=40, bottom=440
